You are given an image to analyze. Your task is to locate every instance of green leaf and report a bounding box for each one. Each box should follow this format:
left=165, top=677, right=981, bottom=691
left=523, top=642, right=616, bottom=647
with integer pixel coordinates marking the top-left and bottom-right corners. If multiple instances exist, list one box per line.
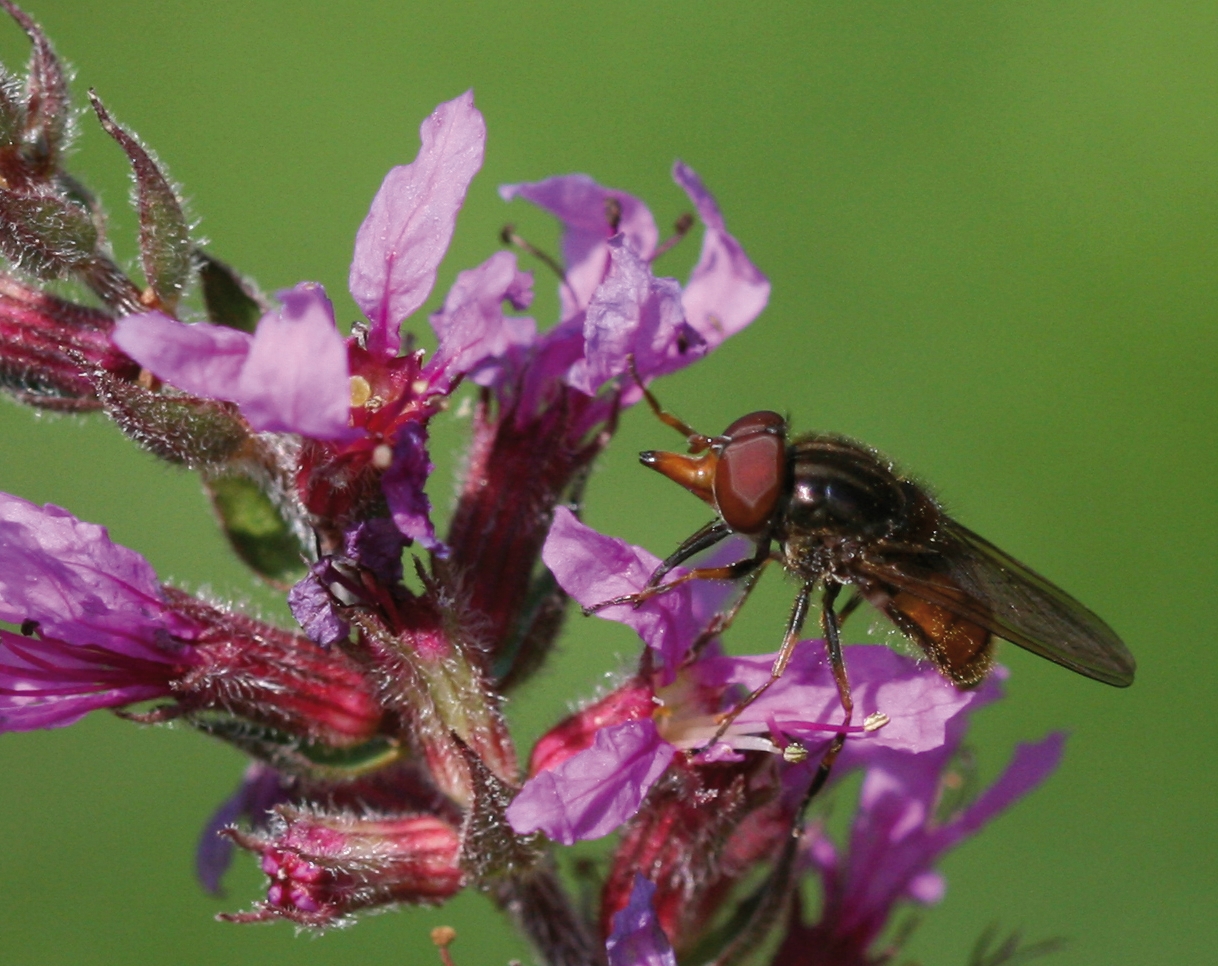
left=206, top=470, right=308, bottom=583
left=197, top=249, right=265, bottom=332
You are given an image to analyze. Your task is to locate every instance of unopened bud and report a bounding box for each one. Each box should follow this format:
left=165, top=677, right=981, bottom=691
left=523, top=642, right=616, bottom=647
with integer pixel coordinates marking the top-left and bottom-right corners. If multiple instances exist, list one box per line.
left=222, top=807, right=464, bottom=926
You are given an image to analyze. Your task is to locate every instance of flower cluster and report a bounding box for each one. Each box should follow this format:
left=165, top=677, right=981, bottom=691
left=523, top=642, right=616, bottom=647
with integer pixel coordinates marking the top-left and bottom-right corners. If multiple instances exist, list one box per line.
left=0, top=6, right=1068, bottom=965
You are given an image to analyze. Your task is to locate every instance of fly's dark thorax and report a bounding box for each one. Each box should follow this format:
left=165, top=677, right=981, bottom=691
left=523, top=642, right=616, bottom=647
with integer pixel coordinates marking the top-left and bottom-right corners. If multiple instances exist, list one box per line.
left=777, top=435, right=908, bottom=579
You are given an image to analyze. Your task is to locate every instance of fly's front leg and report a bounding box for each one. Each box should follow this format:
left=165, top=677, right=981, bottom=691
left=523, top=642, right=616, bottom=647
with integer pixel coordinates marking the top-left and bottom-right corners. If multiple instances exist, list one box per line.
left=684, top=554, right=776, bottom=662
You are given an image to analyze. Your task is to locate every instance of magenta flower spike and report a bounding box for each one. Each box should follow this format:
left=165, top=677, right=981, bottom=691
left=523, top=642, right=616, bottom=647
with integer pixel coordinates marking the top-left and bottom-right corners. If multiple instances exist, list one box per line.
left=0, top=15, right=1094, bottom=959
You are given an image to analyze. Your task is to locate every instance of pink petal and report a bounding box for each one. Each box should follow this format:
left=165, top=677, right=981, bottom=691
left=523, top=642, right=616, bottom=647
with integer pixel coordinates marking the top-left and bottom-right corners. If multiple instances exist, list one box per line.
left=237, top=283, right=354, bottom=439
left=542, top=507, right=734, bottom=673
left=499, top=174, right=658, bottom=319
left=112, top=311, right=252, bottom=400
left=428, top=250, right=536, bottom=389
left=506, top=719, right=675, bottom=844
left=672, top=161, right=770, bottom=345
left=350, top=91, right=486, bottom=357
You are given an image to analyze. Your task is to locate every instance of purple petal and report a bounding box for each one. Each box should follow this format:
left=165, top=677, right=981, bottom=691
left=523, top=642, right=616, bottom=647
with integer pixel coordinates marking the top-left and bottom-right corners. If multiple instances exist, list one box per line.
left=568, top=236, right=706, bottom=396
left=112, top=311, right=251, bottom=399
left=672, top=161, right=769, bottom=345
left=542, top=508, right=735, bottom=673
left=0, top=492, right=191, bottom=656
left=507, top=719, right=675, bottom=844
left=197, top=762, right=291, bottom=895
left=287, top=565, right=350, bottom=648
left=606, top=876, right=677, bottom=966
left=235, top=283, right=354, bottom=439
left=382, top=421, right=441, bottom=551
left=499, top=175, right=658, bottom=319
left=350, top=91, right=486, bottom=357
left=427, top=250, right=537, bottom=389
left=0, top=630, right=179, bottom=732
left=702, top=642, right=1002, bottom=761
left=343, top=518, right=406, bottom=585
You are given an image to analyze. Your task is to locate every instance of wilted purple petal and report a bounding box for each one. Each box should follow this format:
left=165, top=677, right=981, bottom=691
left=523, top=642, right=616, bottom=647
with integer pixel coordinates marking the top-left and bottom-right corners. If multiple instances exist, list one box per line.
left=606, top=876, right=677, bottom=966
left=113, top=311, right=251, bottom=399
left=350, top=91, right=486, bottom=357
left=0, top=492, right=191, bottom=655
left=382, top=422, right=441, bottom=551
left=428, top=250, right=536, bottom=389
left=568, top=236, right=705, bottom=396
left=499, top=175, right=658, bottom=319
left=542, top=507, right=735, bottom=673
left=236, top=283, right=353, bottom=439
left=0, top=629, right=180, bottom=731
left=672, top=161, right=769, bottom=345
left=507, top=718, right=675, bottom=844
left=287, top=565, right=350, bottom=648
left=197, top=762, right=292, bottom=895
left=344, top=518, right=406, bottom=585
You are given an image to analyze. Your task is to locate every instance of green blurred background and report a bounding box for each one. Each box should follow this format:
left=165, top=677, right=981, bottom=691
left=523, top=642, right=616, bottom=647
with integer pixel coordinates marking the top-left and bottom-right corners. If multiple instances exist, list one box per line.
left=1, top=1, right=1214, bottom=964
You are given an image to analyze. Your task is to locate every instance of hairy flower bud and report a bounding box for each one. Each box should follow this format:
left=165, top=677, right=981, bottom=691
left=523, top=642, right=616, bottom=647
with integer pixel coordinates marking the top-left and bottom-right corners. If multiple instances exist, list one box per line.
left=222, top=807, right=464, bottom=926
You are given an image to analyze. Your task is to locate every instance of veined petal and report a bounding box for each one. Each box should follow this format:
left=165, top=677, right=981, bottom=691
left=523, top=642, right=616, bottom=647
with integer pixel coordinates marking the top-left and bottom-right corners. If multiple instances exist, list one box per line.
left=506, top=718, right=675, bottom=844
left=542, top=507, right=734, bottom=673
left=0, top=630, right=177, bottom=731
left=113, top=310, right=251, bottom=400
left=672, top=161, right=769, bottom=345
left=499, top=174, right=658, bottom=318
left=237, top=283, right=354, bottom=439
left=350, top=91, right=486, bottom=357
left=0, top=492, right=189, bottom=654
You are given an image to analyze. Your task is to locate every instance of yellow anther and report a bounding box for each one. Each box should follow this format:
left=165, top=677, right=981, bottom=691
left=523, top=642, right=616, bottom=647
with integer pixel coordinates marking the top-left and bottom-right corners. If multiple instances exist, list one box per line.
left=863, top=712, right=890, bottom=732
left=349, top=375, right=372, bottom=408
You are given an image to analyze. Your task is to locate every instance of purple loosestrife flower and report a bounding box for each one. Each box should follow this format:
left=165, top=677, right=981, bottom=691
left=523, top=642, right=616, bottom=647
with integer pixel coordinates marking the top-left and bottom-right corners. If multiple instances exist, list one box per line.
left=507, top=508, right=992, bottom=847
left=773, top=733, right=1067, bottom=966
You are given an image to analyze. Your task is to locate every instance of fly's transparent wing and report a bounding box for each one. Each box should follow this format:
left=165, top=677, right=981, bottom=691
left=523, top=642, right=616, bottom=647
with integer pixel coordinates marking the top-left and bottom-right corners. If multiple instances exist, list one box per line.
left=859, top=519, right=1135, bottom=687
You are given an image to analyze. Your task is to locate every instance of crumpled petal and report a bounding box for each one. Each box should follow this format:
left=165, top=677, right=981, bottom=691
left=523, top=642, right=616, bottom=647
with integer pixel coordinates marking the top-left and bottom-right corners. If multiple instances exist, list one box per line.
left=0, top=492, right=190, bottom=655
left=606, top=876, right=677, bottom=966
left=343, top=518, right=406, bottom=585
left=382, top=421, right=441, bottom=551
left=427, top=250, right=536, bottom=390
left=112, top=311, right=252, bottom=399
left=350, top=90, right=486, bottom=357
left=197, top=762, right=292, bottom=895
left=499, top=174, right=658, bottom=319
left=236, top=283, right=354, bottom=439
left=506, top=718, right=675, bottom=844
left=287, top=563, right=350, bottom=648
left=568, top=236, right=706, bottom=396
left=672, top=161, right=770, bottom=345
left=542, top=507, right=736, bottom=674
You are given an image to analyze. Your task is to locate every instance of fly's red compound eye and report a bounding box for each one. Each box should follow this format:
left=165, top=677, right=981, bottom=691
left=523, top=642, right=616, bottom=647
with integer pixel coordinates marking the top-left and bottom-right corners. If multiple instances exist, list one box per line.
left=713, top=411, right=786, bottom=534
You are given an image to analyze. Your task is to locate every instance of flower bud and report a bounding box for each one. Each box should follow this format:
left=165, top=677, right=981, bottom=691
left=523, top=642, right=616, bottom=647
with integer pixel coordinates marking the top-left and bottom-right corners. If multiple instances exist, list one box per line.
left=222, top=807, right=463, bottom=926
